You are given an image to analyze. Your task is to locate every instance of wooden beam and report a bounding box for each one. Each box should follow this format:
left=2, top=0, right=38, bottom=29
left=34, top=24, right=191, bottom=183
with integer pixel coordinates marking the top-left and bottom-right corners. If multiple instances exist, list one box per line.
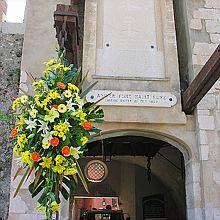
left=54, top=4, right=80, bottom=67
left=182, top=44, right=220, bottom=114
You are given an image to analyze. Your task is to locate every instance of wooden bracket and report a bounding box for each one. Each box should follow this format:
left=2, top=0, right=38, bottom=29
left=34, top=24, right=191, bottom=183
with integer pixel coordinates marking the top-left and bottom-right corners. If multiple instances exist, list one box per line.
left=54, top=4, right=80, bottom=67
left=182, top=44, right=220, bottom=114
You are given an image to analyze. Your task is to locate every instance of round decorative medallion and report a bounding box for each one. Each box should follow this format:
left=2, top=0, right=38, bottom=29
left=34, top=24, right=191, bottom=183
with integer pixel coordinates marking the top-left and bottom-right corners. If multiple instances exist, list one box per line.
left=84, top=160, right=108, bottom=183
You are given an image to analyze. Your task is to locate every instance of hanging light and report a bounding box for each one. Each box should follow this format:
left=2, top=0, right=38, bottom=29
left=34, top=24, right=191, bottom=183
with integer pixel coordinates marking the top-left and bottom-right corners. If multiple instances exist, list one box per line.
left=102, top=198, right=106, bottom=206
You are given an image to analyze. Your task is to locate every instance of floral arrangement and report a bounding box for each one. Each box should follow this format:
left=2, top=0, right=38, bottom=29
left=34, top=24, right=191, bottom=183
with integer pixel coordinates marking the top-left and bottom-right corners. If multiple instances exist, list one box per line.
left=10, top=52, right=105, bottom=219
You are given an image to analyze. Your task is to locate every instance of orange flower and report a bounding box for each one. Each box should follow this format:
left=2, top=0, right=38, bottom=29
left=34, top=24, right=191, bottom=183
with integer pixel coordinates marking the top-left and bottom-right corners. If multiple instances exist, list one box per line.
left=82, top=121, right=92, bottom=131
left=32, top=152, right=40, bottom=162
left=57, top=82, right=66, bottom=90
left=61, top=146, right=71, bottom=157
left=10, top=129, right=18, bottom=138
left=50, top=137, right=60, bottom=147
left=51, top=104, right=58, bottom=110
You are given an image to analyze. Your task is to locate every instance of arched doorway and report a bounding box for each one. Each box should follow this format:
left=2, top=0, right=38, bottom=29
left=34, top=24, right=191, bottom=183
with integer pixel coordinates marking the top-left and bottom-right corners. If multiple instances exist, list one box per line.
left=73, top=132, right=192, bottom=220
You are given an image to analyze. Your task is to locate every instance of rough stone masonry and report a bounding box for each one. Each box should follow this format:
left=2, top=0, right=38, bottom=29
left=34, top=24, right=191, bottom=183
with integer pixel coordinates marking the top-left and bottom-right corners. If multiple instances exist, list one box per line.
left=0, top=23, right=24, bottom=220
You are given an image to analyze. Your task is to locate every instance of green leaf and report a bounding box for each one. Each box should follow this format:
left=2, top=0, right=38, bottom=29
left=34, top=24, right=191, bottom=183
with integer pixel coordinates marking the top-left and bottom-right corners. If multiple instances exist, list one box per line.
left=38, top=190, right=48, bottom=205
left=61, top=185, right=69, bottom=200
left=88, top=93, right=111, bottom=110
left=71, top=67, right=81, bottom=85
left=63, top=70, right=77, bottom=84
left=31, top=180, right=46, bottom=198
left=90, top=127, right=102, bottom=134
left=13, top=166, right=30, bottom=198
left=78, top=71, right=89, bottom=90
left=75, top=160, right=89, bottom=193
left=80, top=81, right=98, bottom=98
left=25, top=166, right=35, bottom=182
left=34, top=166, right=43, bottom=188
left=13, top=166, right=25, bottom=181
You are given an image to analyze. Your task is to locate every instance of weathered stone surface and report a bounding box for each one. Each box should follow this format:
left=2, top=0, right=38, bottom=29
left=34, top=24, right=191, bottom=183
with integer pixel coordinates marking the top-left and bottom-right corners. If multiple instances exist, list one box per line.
left=210, top=33, right=220, bottom=43
left=194, top=8, right=220, bottom=19
left=190, top=18, right=202, bottom=30
left=205, top=0, right=220, bottom=9
left=0, top=26, right=23, bottom=220
left=198, top=115, right=215, bottom=130
left=193, top=42, right=218, bottom=56
left=205, top=20, right=220, bottom=33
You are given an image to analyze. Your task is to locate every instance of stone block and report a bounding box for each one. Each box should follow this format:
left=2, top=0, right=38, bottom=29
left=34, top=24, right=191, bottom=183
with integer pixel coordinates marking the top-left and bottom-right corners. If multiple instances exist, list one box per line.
left=187, top=208, right=203, bottom=220
left=9, top=196, right=28, bottom=213
left=194, top=8, right=220, bottom=19
left=198, top=130, right=208, bottom=145
left=213, top=169, right=220, bottom=185
left=193, top=54, right=210, bottom=65
left=8, top=213, right=38, bottom=220
left=205, top=20, right=220, bottom=33
left=200, top=144, right=210, bottom=160
left=214, top=208, right=220, bottom=220
left=210, top=34, right=220, bottom=43
left=216, top=96, right=220, bottom=110
left=193, top=42, right=218, bottom=56
left=198, top=115, right=215, bottom=130
left=1, top=23, right=25, bottom=34
left=190, top=19, right=202, bottom=30
left=205, top=0, right=220, bottom=9
left=197, top=110, right=210, bottom=115
left=197, top=94, right=216, bottom=110
left=11, top=174, right=34, bottom=190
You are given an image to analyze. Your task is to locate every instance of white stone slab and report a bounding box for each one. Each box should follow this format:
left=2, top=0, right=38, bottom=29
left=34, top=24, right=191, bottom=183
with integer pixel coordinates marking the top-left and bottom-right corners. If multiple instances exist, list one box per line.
left=96, top=0, right=165, bottom=78
left=86, top=90, right=177, bottom=107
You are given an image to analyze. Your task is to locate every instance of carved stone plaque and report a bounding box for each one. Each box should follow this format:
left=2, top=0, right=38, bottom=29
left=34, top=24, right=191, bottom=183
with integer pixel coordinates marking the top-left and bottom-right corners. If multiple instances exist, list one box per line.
left=86, top=90, right=177, bottom=107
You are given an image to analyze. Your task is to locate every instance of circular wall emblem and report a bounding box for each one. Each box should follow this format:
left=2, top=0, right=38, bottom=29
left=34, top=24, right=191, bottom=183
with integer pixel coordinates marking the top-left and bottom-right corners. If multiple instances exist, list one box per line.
left=85, top=160, right=108, bottom=183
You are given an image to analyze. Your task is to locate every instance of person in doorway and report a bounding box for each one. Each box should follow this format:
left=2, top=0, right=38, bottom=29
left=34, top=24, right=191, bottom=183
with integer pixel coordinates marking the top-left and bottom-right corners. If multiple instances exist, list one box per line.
left=106, top=205, right=112, bottom=210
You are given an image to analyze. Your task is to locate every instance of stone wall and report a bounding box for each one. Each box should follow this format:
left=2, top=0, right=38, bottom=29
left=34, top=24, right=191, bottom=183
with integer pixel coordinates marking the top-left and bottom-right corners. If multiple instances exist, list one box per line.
left=0, top=23, right=24, bottom=220
left=185, top=0, right=220, bottom=219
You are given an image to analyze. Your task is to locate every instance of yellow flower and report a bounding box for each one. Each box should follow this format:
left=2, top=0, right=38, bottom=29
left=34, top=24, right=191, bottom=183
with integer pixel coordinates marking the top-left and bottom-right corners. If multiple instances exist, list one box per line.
left=13, top=145, right=22, bottom=156
left=36, top=205, right=46, bottom=214
left=68, top=83, right=79, bottom=92
left=40, top=97, right=51, bottom=109
left=53, top=131, right=59, bottom=136
left=42, top=141, right=50, bottom=149
left=64, top=167, right=77, bottom=176
left=72, top=109, right=87, bottom=121
left=20, top=95, right=29, bottom=104
left=12, top=98, right=20, bottom=110
left=81, top=136, right=88, bottom=146
left=29, top=109, right=38, bottom=118
left=58, top=104, right=67, bottom=113
left=48, top=91, right=61, bottom=100
left=44, top=110, right=59, bottom=123
left=52, top=165, right=65, bottom=174
left=50, top=201, right=60, bottom=213
left=63, top=66, right=71, bottom=72
left=34, top=95, right=41, bottom=106
left=70, top=147, right=83, bottom=159
left=63, top=90, right=72, bottom=98
left=58, top=132, right=65, bottom=138
left=54, top=121, right=70, bottom=133
left=44, top=58, right=55, bottom=67
left=21, top=151, right=33, bottom=166
left=40, top=157, right=53, bottom=168
left=32, top=80, right=44, bottom=88
left=17, top=117, right=25, bottom=129
left=55, top=155, right=65, bottom=165
left=17, top=134, right=28, bottom=148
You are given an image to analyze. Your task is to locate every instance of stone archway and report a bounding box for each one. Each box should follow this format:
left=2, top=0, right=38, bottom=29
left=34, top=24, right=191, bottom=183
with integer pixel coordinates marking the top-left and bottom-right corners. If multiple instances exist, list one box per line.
left=81, top=129, right=201, bottom=220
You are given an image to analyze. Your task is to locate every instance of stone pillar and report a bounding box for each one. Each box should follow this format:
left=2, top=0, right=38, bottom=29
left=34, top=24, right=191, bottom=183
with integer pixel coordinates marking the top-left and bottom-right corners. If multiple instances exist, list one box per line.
left=184, top=0, right=220, bottom=218
left=120, top=162, right=136, bottom=220
left=9, top=1, right=71, bottom=219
